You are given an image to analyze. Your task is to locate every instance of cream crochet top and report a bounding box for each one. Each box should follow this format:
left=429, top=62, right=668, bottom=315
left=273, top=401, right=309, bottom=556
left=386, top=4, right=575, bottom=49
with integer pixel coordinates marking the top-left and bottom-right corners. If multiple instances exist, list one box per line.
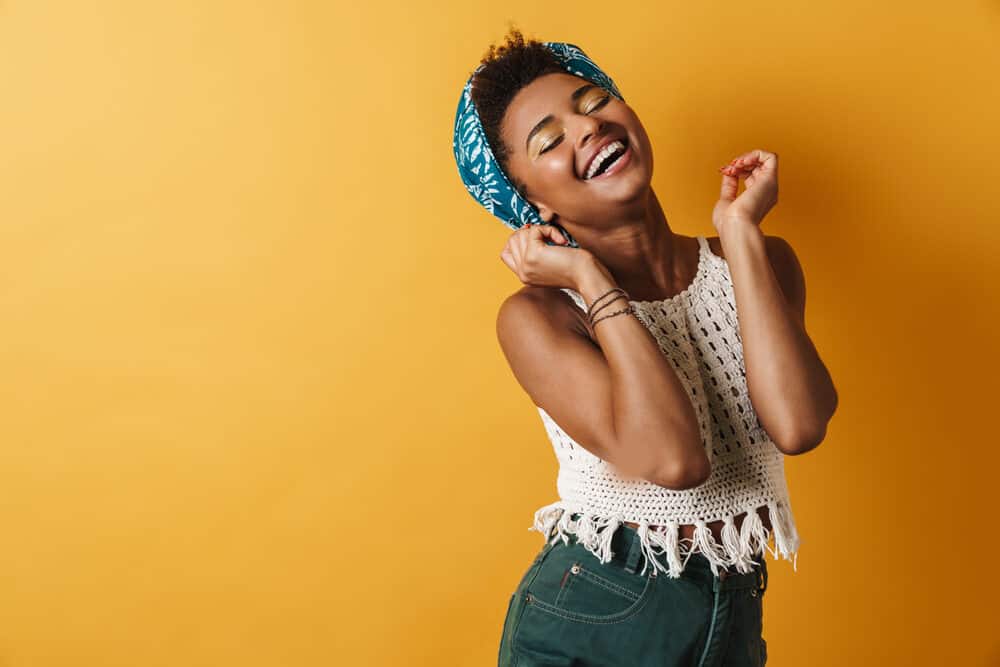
left=530, top=235, right=801, bottom=578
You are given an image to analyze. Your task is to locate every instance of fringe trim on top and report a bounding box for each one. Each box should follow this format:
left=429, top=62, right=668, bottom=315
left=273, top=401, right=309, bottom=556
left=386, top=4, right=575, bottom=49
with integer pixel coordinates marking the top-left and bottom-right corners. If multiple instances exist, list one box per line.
left=530, top=499, right=800, bottom=579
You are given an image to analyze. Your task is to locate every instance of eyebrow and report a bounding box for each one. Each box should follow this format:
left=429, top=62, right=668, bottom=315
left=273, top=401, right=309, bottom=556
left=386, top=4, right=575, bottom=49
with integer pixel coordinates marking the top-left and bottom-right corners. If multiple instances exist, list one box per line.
left=524, top=83, right=599, bottom=153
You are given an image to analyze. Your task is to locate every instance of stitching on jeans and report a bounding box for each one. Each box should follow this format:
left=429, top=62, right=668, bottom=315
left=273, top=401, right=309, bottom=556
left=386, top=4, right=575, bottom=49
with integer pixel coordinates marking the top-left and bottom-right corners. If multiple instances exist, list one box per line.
left=553, top=567, right=575, bottom=607
left=696, top=583, right=722, bottom=667
left=524, top=573, right=656, bottom=625
left=576, top=567, right=642, bottom=601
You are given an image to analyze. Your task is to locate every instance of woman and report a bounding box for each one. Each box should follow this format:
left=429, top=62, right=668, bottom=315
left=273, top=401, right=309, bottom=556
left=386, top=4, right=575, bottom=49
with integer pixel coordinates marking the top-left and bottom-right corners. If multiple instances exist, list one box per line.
left=453, top=29, right=838, bottom=667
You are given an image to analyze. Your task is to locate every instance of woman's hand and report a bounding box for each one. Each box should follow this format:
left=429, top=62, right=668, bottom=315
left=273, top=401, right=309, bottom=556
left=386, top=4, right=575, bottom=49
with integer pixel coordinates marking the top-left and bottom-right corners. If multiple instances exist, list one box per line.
left=712, top=149, right=779, bottom=234
left=499, top=223, right=592, bottom=290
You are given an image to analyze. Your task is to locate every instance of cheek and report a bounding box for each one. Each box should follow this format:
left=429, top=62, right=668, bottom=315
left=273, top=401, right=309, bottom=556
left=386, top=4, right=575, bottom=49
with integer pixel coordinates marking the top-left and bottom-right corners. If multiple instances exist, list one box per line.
left=631, top=121, right=653, bottom=156
left=614, top=106, right=645, bottom=142
left=537, top=148, right=580, bottom=183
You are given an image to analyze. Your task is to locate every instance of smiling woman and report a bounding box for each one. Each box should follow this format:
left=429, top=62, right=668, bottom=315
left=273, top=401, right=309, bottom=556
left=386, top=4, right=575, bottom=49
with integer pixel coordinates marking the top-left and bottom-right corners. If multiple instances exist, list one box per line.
left=519, top=79, right=633, bottom=181
left=452, top=26, right=821, bottom=667
left=453, top=32, right=632, bottom=248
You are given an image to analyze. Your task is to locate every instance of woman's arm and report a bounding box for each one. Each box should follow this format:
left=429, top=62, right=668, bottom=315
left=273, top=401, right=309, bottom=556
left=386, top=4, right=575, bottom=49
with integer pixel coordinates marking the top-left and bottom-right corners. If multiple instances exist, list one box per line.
left=497, top=252, right=710, bottom=489
left=719, top=220, right=838, bottom=455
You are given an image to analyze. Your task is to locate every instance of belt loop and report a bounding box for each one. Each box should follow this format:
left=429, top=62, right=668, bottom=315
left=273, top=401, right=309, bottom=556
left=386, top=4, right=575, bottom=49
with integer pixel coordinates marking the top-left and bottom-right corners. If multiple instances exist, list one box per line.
left=624, top=531, right=643, bottom=574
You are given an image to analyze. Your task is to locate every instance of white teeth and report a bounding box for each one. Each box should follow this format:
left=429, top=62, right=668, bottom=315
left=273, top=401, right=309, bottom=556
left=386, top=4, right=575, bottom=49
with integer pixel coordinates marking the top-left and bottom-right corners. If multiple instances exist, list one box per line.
left=585, top=140, right=626, bottom=179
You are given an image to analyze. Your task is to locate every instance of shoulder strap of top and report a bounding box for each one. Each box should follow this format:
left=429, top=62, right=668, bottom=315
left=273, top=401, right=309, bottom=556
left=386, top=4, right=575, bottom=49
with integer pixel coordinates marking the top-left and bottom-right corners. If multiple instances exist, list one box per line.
left=560, top=287, right=588, bottom=312
left=697, top=234, right=727, bottom=273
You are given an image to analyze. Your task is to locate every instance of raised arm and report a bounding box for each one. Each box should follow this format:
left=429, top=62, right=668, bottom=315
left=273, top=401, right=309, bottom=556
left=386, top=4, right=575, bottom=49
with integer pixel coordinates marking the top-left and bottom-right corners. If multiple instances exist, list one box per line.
left=496, top=255, right=710, bottom=490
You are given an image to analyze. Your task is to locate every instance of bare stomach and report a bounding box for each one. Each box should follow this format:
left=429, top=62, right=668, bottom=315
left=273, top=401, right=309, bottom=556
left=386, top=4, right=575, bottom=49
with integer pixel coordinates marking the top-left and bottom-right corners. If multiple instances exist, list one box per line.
left=623, top=504, right=772, bottom=546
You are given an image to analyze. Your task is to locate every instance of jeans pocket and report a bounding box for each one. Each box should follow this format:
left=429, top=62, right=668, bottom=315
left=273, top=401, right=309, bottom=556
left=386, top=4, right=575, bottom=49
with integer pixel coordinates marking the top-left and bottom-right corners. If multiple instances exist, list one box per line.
left=525, top=543, right=656, bottom=624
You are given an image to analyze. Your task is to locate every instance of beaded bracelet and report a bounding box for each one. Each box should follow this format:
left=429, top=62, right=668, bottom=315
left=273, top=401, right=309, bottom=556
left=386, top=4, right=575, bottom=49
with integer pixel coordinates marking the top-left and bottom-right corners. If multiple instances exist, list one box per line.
left=586, top=286, right=626, bottom=312
left=585, top=287, right=628, bottom=325
left=588, top=293, right=630, bottom=325
left=592, top=303, right=636, bottom=328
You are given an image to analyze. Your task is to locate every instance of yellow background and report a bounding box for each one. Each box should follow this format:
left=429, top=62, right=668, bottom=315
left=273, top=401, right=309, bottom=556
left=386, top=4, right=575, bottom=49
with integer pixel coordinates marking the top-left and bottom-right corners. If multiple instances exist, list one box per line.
left=1, top=1, right=998, bottom=665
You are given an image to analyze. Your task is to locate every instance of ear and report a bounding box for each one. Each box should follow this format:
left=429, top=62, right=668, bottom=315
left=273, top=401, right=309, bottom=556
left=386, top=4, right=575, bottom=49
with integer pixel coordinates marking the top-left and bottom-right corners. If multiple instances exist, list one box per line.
left=533, top=201, right=558, bottom=224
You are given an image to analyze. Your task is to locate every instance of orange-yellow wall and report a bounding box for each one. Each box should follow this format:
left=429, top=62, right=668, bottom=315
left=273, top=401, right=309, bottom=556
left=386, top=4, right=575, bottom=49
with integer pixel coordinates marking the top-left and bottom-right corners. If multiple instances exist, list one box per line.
left=1, top=1, right=998, bottom=665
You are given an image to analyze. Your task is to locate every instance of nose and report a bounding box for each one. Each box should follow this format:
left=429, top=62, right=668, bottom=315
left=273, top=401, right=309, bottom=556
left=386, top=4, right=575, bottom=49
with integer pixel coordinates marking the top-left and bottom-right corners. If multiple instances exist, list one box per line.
left=573, top=114, right=605, bottom=151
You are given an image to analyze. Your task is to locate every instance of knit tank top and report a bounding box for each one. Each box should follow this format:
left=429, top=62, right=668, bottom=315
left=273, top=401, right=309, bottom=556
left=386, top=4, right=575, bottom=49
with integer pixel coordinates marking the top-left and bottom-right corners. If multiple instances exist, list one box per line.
left=530, top=235, right=801, bottom=579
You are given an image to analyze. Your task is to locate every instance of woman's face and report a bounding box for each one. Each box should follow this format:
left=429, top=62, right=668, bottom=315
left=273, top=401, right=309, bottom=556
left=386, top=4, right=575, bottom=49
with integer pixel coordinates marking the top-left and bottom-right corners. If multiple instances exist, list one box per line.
left=500, top=72, right=653, bottom=228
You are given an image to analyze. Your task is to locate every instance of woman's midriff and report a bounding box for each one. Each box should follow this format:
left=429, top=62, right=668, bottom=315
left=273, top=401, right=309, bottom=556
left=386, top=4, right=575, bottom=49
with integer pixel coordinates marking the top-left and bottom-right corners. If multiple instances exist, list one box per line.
left=623, top=504, right=772, bottom=545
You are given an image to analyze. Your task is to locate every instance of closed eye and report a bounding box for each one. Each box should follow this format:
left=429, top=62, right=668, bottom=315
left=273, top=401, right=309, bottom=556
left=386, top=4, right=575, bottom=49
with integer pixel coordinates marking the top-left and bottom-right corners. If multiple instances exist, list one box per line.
left=539, top=94, right=612, bottom=155
left=539, top=136, right=563, bottom=155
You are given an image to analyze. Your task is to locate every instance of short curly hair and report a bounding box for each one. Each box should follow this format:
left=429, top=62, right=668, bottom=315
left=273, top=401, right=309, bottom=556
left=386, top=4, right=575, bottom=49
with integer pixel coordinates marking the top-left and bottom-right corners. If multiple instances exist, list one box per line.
left=469, top=27, right=566, bottom=200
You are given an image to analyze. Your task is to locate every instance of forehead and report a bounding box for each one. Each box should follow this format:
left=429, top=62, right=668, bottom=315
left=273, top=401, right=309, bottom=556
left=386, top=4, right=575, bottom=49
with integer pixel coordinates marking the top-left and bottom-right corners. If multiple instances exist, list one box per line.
left=502, top=72, right=600, bottom=144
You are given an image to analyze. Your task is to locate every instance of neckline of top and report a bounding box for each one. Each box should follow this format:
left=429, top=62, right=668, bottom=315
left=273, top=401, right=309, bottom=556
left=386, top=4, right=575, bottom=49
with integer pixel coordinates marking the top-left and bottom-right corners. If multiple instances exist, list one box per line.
left=627, top=235, right=718, bottom=308
left=564, top=235, right=723, bottom=311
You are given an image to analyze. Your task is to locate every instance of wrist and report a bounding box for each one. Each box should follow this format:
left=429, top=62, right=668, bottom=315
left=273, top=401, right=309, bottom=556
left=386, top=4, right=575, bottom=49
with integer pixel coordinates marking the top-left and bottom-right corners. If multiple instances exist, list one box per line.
left=571, top=254, right=615, bottom=295
left=718, top=217, right=762, bottom=244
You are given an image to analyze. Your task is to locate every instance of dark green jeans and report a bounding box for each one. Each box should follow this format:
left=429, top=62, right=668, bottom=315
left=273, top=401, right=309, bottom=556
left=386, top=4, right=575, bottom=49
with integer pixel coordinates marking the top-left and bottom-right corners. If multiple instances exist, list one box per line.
left=498, top=515, right=769, bottom=666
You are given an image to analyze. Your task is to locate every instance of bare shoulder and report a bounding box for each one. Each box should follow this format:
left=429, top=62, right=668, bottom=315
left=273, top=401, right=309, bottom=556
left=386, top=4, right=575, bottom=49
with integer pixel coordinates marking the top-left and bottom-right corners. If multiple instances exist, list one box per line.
left=496, top=286, right=590, bottom=344
left=707, top=233, right=806, bottom=322
left=494, top=285, right=603, bottom=414
left=705, top=233, right=798, bottom=267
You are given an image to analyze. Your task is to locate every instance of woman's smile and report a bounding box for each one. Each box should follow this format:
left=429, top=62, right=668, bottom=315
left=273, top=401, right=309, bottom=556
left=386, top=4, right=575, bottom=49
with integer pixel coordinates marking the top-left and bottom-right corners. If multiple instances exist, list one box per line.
left=586, top=140, right=634, bottom=182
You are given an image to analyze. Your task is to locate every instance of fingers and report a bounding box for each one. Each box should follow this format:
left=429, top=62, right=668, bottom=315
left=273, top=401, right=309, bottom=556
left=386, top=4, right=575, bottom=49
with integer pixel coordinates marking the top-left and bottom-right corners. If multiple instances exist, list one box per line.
left=500, top=222, right=570, bottom=267
left=718, top=171, right=740, bottom=202
left=509, top=234, right=523, bottom=269
left=550, top=225, right=568, bottom=245
left=541, top=224, right=568, bottom=245
left=499, top=246, right=516, bottom=272
left=718, top=156, right=754, bottom=176
left=741, top=149, right=777, bottom=172
left=718, top=150, right=778, bottom=176
left=520, top=222, right=569, bottom=245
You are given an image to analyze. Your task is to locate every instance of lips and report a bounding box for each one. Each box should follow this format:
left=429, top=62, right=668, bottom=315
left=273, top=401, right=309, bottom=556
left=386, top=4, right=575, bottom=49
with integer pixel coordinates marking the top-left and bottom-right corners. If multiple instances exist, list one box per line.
left=580, top=135, right=628, bottom=180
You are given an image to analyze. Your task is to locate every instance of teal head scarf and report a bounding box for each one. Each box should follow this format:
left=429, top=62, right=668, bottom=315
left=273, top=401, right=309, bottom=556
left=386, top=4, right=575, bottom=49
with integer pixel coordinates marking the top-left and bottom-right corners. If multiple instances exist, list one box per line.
left=452, top=42, right=624, bottom=248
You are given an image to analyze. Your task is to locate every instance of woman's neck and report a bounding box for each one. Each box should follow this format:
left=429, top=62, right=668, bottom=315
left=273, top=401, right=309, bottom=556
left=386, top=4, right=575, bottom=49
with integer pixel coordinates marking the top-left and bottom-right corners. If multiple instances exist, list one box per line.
left=565, top=189, right=692, bottom=300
